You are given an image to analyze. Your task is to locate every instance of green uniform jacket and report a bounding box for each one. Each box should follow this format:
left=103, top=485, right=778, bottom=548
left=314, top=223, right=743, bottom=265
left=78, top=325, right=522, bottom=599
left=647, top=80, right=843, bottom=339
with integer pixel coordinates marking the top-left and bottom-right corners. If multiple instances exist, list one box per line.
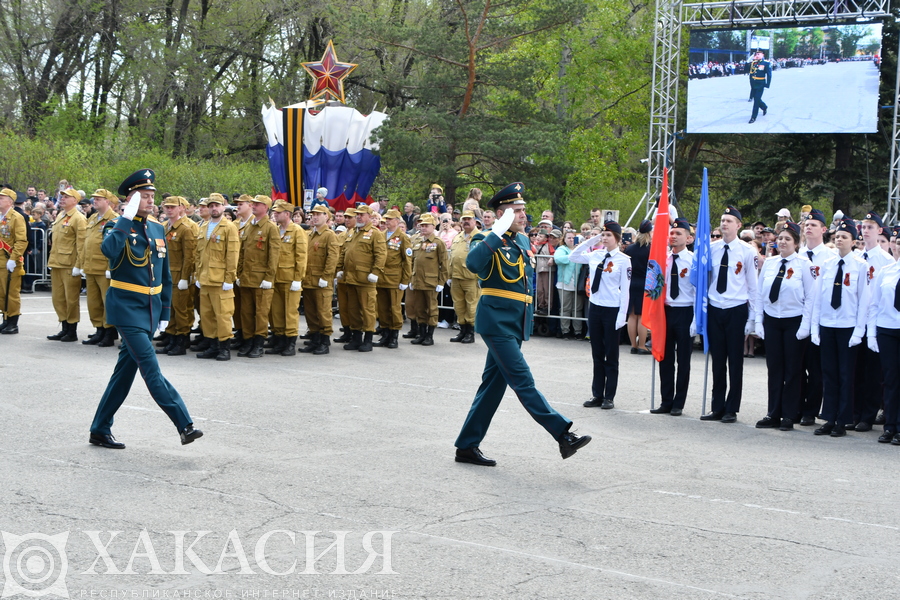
left=411, top=233, right=449, bottom=290
left=466, top=230, right=535, bottom=341
left=377, top=229, right=412, bottom=287
left=238, top=215, right=280, bottom=287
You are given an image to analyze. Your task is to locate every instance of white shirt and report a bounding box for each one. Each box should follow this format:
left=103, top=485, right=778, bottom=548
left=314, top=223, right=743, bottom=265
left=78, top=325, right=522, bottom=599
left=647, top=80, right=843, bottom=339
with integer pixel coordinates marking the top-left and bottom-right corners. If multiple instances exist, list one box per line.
left=798, top=242, right=835, bottom=280
left=756, top=253, right=814, bottom=326
left=867, top=261, right=900, bottom=332
left=665, top=249, right=695, bottom=307
left=570, top=240, right=630, bottom=323
left=708, top=238, right=759, bottom=319
left=811, top=253, right=870, bottom=337
left=861, top=245, right=893, bottom=281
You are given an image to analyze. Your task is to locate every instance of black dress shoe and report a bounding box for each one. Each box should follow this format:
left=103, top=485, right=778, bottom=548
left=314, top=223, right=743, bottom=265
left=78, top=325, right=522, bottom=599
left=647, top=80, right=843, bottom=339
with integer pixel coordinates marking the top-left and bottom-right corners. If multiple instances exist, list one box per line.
left=748, top=118, right=756, bottom=123
left=455, top=447, right=496, bottom=466
left=814, top=422, right=835, bottom=435
left=762, top=107, right=767, bottom=116
left=558, top=431, right=592, bottom=459
left=878, top=431, right=895, bottom=443
left=180, top=425, right=204, bottom=445
left=854, top=421, right=872, bottom=432
left=721, top=413, right=737, bottom=423
left=89, top=432, right=125, bottom=449
left=670, top=408, right=683, bottom=416
left=650, top=406, right=671, bottom=414
left=892, top=434, right=900, bottom=446
left=830, top=424, right=847, bottom=437
left=700, top=412, right=723, bottom=421
left=779, top=418, right=793, bottom=431
left=799, top=416, right=816, bottom=426
left=630, top=347, right=639, bottom=355
left=756, top=416, right=779, bottom=428
left=600, top=399, right=614, bottom=410
left=583, top=397, right=603, bottom=408
left=875, top=410, right=886, bottom=425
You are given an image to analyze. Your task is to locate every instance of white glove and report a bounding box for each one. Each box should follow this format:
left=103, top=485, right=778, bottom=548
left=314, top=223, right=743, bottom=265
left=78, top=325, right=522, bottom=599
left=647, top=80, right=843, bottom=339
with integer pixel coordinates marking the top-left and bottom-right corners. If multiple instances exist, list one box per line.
left=744, top=320, right=753, bottom=336
left=754, top=322, right=765, bottom=340
left=336, top=271, right=344, bottom=280
left=235, top=278, right=241, bottom=287
left=615, top=318, right=626, bottom=330
left=491, top=208, right=516, bottom=237
left=447, top=279, right=452, bottom=286
left=195, top=280, right=201, bottom=288
left=318, top=278, right=328, bottom=288
left=868, top=336, right=879, bottom=353
left=689, top=319, right=697, bottom=337
left=849, top=335, right=862, bottom=348
left=260, top=280, right=273, bottom=289
left=435, top=285, right=444, bottom=293
left=6, top=260, right=15, bottom=272
left=105, top=270, right=111, bottom=279
left=122, top=191, right=141, bottom=220
left=222, top=282, right=234, bottom=291
left=811, top=328, right=820, bottom=345
left=72, top=267, right=81, bottom=277
left=177, top=279, right=188, bottom=290
left=796, top=326, right=810, bottom=340
left=290, top=281, right=301, bottom=292
left=157, top=320, right=168, bottom=333
left=399, top=283, right=408, bottom=291
left=367, top=273, right=378, bottom=283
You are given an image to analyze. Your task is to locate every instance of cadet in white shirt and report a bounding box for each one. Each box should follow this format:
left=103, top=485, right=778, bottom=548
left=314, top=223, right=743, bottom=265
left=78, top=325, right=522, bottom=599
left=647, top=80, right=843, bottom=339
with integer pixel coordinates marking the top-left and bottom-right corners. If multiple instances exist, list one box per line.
left=866, top=259, right=900, bottom=444
left=797, top=209, right=833, bottom=426
left=754, top=222, right=814, bottom=431
left=812, top=219, right=870, bottom=438
left=701, top=206, right=758, bottom=424
left=651, top=218, right=695, bottom=416
left=570, top=221, right=631, bottom=410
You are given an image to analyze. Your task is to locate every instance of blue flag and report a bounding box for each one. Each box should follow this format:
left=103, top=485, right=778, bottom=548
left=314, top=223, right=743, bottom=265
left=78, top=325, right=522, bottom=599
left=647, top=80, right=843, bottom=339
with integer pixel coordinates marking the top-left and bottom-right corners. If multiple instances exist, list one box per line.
left=690, top=168, right=712, bottom=354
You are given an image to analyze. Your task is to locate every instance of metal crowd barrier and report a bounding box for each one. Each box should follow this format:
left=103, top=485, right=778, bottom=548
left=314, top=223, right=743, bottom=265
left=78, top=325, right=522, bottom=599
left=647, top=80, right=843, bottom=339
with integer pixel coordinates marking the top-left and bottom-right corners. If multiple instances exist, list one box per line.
left=23, top=226, right=50, bottom=291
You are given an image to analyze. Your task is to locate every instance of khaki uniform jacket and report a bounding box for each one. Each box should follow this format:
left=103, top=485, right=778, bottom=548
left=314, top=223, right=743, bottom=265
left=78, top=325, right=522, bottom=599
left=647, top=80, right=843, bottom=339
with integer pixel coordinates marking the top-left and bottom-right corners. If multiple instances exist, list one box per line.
left=48, top=207, right=87, bottom=269
left=195, top=219, right=239, bottom=286
left=0, top=208, right=27, bottom=272
left=411, top=233, right=449, bottom=289
left=237, top=216, right=280, bottom=287
left=275, top=222, right=308, bottom=283
left=450, top=228, right=481, bottom=280
left=164, top=216, right=197, bottom=282
left=304, top=225, right=340, bottom=287
left=77, top=209, right=117, bottom=274
left=378, top=229, right=412, bottom=288
left=337, top=223, right=386, bottom=287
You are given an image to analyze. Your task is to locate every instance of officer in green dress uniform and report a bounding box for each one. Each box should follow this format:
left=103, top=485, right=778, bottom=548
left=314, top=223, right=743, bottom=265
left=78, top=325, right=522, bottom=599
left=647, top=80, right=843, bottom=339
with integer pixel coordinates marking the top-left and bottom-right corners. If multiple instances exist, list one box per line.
left=748, top=50, right=772, bottom=124
left=453, top=183, right=591, bottom=466
left=88, top=169, right=202, bottom=449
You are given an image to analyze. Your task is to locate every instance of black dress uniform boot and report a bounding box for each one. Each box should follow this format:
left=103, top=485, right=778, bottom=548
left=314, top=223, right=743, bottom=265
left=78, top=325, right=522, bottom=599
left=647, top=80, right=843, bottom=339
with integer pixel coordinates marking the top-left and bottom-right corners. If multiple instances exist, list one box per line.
left=229, top=330, right=244, bottom=349
left=265, top=335, right=287, bottom=354
left=167, top=335, right=188, bottom=356
left=197, top=339, right=220, bottom=359
left=280, top=336, right=297, bottom=356
left=0, top=315, right=19, bottom=334
left=89, top=432, right=125, bottom=449
left=358, top=331, right=374, bottom=352
left=47, top=322, right=68, bottom=340
left=97, top=327, right=117, bottom=347
left=263, top=333, right=277, bottom=348
left=299, top=333, right=320, bottom=353
left=216, top=341, right=231, bottom=361
left=372, top=329, right=390, bottom=347
left=403, top=320, right=419, bottom=339
left=60, top=322, right=78, bottom=342
left=343, top=330, right=363, bottom=351
left=83, top=327, right=105, bottom=345
left=386, top=330, right=399, bottom=349
left=455, top=447, right=496, bottom=467
left=313, top=336, right=330, bottom=355
left=558, top=430, right=592, bottom=459
left=237, top=336, right=254, bottom=357
left=334, top=327, right=352, bottom=344
left=450, top=325, right=466, bottom=342
left=461, top=324, right=475, bottom=344
left=180, top=425, right=204, bottom=445
left=247, top=335, right=265, bottom=358
left=420, top=325, right=436, bottom=346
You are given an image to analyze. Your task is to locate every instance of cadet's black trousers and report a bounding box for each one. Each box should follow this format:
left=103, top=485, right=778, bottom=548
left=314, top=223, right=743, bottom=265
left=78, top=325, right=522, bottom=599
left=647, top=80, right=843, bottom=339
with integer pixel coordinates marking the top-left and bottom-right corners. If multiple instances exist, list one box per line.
left=854, top=339, right=883, bottom=425
left=659, top=305, right=693, bottom=410
left=876, top=327, right=900, bottom=433
left=708, top=303, right=748, bottom=414
left=763, top=314, right=804, bottom=421
left=800, top=343, right=823, bottom=420
left=588, top=304, right=620, bottom=400
left=820, top=326, right=857, bottom=426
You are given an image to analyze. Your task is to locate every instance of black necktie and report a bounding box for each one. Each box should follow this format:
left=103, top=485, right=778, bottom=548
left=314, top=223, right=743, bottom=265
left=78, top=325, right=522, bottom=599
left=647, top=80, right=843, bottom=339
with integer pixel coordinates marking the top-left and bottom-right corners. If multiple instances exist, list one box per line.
left=807, top=250, right=814, bottom=262
left=831, top=259, right=844, bottom=310
left=670, top=255, right=680, bottom=299
left=716, top=244, right=729, bottom=294
left=894, top=277, right=900, bottom=312
left=769, top=258, right=787, bottom=303
left=591, top=253, right=611, bottom=294
left=863, top=252, right=868, bottom=261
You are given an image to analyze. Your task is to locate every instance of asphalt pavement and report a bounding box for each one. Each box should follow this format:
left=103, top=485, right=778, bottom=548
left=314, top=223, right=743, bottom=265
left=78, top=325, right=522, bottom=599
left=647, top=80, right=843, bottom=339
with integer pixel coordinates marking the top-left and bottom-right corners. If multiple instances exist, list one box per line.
left=1, top=292, right=898, bottom=599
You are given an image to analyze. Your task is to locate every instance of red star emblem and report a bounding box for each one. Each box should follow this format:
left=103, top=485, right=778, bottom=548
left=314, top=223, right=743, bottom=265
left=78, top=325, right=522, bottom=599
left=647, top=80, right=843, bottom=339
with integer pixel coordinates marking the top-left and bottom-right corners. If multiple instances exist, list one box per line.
left=301, top=41, right=358, bottom=104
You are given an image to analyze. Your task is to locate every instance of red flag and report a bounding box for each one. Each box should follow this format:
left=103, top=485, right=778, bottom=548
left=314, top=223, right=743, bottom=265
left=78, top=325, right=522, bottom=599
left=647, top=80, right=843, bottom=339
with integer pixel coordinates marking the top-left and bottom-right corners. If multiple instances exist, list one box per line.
left=641, top=168, right=671, bottom=362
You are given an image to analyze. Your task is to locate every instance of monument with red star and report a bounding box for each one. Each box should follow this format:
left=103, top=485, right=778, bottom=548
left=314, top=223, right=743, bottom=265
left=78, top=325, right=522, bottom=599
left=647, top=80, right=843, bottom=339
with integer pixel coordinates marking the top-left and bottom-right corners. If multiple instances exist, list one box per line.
left=301, top=40, right=358, bottom=104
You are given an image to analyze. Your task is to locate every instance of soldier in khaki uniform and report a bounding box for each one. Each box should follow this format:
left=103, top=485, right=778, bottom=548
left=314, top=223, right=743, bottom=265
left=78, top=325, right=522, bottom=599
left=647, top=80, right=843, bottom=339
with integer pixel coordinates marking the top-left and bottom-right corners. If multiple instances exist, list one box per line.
left=333, top=208, right=358, bottom=344
left=373, top=208, right=411, bottom=349
left=230, top=195, right=255, bottom=349
left=47, top=187, right=87, bottom=342
left=449, top=210, right=481, bottom=344
left=195, top=193, right=239, bottom=360
left=156, top=195, right=198, bottom=356
left=407, top=213, right=449, bottom=346
left=235, top=195, right=280, bottom=358
left=300, top=204, right=340, bottom=355
left=0, top=188, right=27, bottom=334
left=335, top=204, right=386, bottom=352
left=77, top=189, right=119, bottom=347
left=266, top=200, right=308, bottom=356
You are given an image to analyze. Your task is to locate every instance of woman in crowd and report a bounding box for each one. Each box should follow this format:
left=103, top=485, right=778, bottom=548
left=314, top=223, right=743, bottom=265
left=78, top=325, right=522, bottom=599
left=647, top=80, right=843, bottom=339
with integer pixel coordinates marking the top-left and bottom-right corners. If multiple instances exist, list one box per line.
left=624, top=220, right=652, bottom=355
left=552, top=230, right=584, bottom=339
left=754, top=222, right=814, bottom=430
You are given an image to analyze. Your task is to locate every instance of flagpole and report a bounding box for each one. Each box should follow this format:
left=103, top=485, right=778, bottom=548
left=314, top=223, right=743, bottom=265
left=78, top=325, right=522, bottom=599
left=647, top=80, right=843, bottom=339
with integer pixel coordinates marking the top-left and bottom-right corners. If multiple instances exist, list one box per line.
left=701, top=352, right=710, bottom=415
left=650, top=359, right=656, bottom=410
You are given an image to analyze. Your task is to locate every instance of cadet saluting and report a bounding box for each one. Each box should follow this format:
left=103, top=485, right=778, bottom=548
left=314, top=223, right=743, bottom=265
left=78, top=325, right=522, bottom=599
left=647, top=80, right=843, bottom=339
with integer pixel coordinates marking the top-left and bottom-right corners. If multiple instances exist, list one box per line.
left=453, top=183, right=591, bottom=467
left=89, top=170, right=202, bottom=449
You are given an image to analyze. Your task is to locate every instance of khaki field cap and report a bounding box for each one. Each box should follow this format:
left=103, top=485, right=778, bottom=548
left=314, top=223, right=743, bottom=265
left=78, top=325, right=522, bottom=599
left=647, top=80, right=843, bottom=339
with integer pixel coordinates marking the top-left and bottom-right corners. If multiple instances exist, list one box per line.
left=418, top=213, right=437, bottom=226
left=61, top=187, right=80, bottom=199
left=207, top=193, right=226, bottom=205
left=311, top=204, right=330, bottom=214
left=91, top=188, right=119, bottom=205
left=383, top=209, right=402, bottom=219
left=252, top=195, right=273, bottom=209
left=0, top=188, right=17, bottom=201
left=353, top=204, right=373, bottom=215
left=162, top=195, right=185, bottom=207
left=272, top=200, right=293, bottom=213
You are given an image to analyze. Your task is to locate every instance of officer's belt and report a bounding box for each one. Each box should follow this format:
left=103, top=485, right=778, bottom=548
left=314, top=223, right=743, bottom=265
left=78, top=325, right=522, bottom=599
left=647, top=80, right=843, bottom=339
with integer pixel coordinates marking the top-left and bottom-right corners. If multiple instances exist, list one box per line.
left=751, top=76, right=767, bottom=80
left=481, top=288, right=533, bottom=304
left=111, top=280, right=163, bottom=295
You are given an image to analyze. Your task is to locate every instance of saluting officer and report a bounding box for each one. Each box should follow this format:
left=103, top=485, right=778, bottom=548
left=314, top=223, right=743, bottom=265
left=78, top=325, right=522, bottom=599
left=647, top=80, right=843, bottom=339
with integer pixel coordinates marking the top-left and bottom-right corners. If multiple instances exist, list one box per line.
left=195, top=193, right=239, bottom=360
left=333, top=208, right=358, bottom=344
left=454, top=183, right=591, bottom=467
left=407, top=213, right=449, bottom=346
left=300, top=204, right=340, bottom=355
left=0, top=188, right=27, bottom=334
left=449, top=210, right=481, bottom=344
left=47, top=186, right=87, bottom=342
left=373, top=208, right=411, bottom=349
left=748, top=50, right=772, bottom=124
left=89, top=169, right=202, bottom=449
left=155, top=195, right=198, bottom=356
left=235, top=195, right=280, bottom=359
left=335, top=204, right=386, bottom=352
left=266, top=200, right=308, bottom=356
left=77, top=190, right=119, bottom=347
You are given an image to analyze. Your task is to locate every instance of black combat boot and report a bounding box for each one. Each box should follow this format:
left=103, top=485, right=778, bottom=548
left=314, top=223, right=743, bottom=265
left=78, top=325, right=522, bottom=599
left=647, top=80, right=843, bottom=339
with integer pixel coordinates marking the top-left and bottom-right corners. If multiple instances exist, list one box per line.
left=280, top=336, right=297, bottom=356
left=450, top=324, right=466, bottom=342
left=47, top=322, right=68, bottom=340
left=334, top=327, right=352, bottom=343
left=420, top=325, right=436, bottom=346
left=298, top=333, right=320, bottom=353
left=97, top=327, right=117, bottom=347
left=461, top=324, right=475, bottom=344
left=153, top=330, right=169, bottom=342
left=358, top=331, right=374, bottom=352
left=0, top=315, right=19, bottom=334
left=247, top=335, right=265, bottom=358
left=343, top=330, right=362, bottom=351
left=265, top=335, right=287, bottom=355
left=313, top=336, right=330, bottom=355
left=402, top=320, right=419, bottom=339
left=197, top=339, right=220, bottom=359
left=263, top=333, right=277, bottom=348
left=83, top=327, right=105, bottom=345
left=60, top=322, right=78, bottom=342
left=410, top=324, right=428, bottom=345
left=237, top=336, right=254, bottom=357
left=372, top=329, right=390, bottom=347
left=167, top=335, right=188, bottom=356
left=386, top=330, right=399, bottom=349
left=229, top=330, right=244, bottom=349
left=215, top=341, right=231, bottom=361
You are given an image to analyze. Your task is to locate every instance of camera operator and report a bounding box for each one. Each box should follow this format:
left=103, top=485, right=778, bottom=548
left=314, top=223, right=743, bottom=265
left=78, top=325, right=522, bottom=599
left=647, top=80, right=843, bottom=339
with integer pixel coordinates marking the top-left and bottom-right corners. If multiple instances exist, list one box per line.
left=426, top=184, right=447, bottom=214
